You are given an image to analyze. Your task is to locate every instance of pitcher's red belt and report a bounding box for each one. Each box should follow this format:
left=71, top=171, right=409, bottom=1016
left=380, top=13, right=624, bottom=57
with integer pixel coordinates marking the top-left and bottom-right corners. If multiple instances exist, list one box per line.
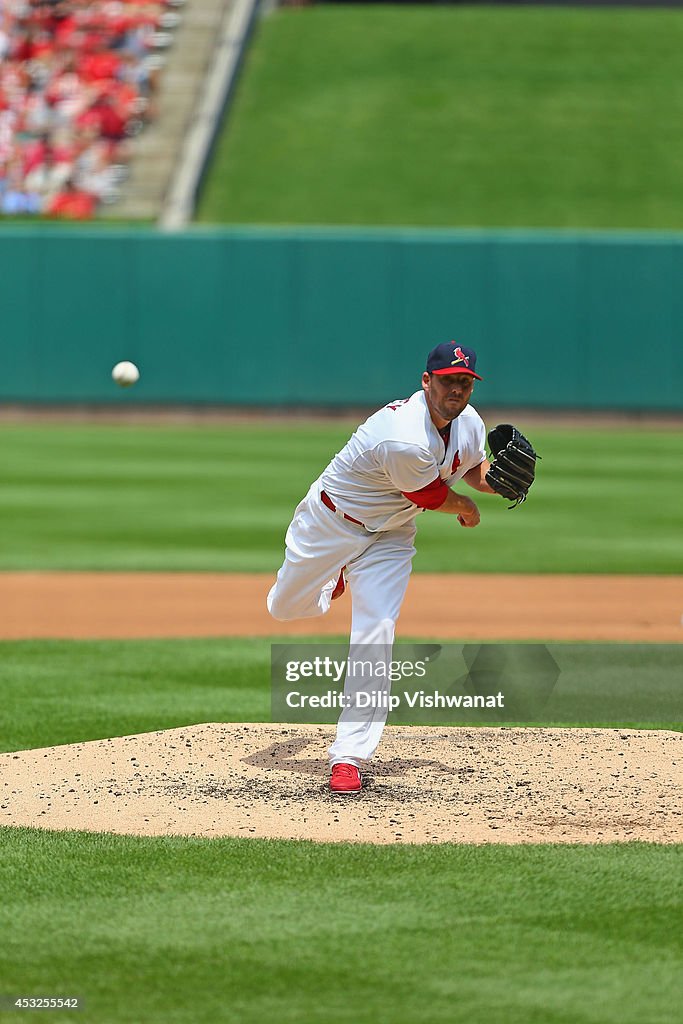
left=320, top=490, right=365, bottom=528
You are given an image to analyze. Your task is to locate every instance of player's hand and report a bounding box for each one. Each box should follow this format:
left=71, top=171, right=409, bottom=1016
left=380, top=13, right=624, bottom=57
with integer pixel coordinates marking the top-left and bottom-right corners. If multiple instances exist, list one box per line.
left=455, top=496, right=480, bottom=528
left=436, top=487, right=481, bottom=525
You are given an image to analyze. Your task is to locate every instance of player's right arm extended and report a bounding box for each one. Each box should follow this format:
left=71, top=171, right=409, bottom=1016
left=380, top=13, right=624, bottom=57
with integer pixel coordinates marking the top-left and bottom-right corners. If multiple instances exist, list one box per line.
left=434, top=487, right=480, bottom=527
left=402, top=477, right=480, bottom=527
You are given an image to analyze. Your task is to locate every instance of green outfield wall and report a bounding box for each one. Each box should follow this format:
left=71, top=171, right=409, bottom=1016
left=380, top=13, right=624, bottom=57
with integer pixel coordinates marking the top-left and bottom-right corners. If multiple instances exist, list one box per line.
left=1, top=225, right=681, bottom=410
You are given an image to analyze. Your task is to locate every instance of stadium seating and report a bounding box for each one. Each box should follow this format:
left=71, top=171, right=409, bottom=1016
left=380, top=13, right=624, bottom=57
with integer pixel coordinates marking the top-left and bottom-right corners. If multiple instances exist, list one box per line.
left=0, top=0, right=184, bottom=219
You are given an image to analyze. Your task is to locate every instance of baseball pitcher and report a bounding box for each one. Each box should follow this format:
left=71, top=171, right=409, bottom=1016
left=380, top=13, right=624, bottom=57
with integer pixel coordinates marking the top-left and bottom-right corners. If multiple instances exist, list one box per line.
left=267, top=342, right=537, bottom=793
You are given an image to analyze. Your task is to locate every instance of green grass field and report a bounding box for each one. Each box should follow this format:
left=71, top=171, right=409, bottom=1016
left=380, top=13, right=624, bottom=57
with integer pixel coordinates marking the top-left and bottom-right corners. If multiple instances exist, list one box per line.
left=1, top=423, right=681, bottom=573
left=2, top=830, right=681, bottom=1024
left=198, top=5, right=683, bottom=230
left=1, top=420, right=681, bottom=1023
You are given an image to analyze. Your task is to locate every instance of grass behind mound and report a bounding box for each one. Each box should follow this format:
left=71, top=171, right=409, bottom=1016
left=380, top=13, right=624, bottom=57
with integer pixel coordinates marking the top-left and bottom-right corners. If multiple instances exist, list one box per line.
left=0, top=638, right=268, bottom=753
left=198, top=5, right=683, bottom=230
left=0, top=638, right=679, bottom=753
left=0, top=423, right=681, bottom=573
left=1, top=830, right=681, bottom=1024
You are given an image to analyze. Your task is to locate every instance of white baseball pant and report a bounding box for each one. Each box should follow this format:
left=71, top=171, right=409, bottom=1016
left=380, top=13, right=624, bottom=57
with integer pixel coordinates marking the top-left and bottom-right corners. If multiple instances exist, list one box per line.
left=267, top=479, right=416, bottom=767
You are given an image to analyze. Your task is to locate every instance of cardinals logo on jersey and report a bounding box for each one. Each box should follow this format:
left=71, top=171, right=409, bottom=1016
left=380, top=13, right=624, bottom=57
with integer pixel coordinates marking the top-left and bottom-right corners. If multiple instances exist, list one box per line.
left=450, top=345, right=470, bottom=367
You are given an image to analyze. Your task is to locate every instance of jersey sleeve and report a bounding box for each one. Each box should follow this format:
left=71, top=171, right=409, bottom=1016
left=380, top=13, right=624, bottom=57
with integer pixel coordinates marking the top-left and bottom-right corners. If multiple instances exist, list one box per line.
left=471, top=418, right=487, bottom=468
left=466, top=415, right=489, bottom=468
left=402, top=476, right=449, bottom=510
left=376, top=440, right=440, bottom=493
left=453, top=413, right=488, bottom=476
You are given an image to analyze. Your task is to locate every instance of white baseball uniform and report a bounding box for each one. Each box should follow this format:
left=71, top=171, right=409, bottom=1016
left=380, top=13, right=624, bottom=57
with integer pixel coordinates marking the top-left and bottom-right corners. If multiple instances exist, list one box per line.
left=267, top=388, right=487, bottom=767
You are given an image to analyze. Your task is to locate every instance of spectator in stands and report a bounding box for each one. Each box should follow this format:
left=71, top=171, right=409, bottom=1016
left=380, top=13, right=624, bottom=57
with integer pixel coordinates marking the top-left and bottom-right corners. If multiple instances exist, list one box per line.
left=75, top=136, right=120, bottom=203
left=1, top=157, right=42, bottom=214
left=0, top=13, right=12, bottom=61
left=24, top=138, right=72, bottom=199
left=46, top=175, right=96, bottom=218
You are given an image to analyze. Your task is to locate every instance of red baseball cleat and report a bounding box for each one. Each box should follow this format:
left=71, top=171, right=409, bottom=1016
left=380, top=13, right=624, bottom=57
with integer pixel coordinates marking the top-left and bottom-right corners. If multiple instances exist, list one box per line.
left=330, top=763, right=362, bottom=794
left=331, top=566, right=346, bottom=601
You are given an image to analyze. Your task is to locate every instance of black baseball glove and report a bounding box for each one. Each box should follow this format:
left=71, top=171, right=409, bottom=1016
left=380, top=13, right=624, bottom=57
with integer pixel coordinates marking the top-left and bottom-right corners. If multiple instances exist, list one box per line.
left=485, top=424, right=538, bottom=508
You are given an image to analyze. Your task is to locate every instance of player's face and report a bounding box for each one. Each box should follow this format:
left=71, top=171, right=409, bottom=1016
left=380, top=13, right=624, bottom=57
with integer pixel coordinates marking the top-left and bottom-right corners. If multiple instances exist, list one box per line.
left=422, top=371, right=475, bottom=423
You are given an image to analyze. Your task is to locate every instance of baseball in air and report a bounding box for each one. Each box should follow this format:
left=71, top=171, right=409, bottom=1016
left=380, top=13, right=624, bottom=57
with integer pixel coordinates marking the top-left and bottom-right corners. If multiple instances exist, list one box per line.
left=112, top=361, right=140, bottom=387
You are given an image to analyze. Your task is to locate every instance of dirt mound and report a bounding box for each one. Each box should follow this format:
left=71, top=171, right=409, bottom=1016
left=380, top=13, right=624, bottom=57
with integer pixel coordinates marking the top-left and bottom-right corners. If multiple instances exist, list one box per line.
left=2, top=723, right=680, bottom=844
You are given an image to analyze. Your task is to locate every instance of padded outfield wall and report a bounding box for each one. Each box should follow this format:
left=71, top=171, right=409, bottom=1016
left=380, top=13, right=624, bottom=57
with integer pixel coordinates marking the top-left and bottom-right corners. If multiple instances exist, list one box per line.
left=1, top=225, right=681, bottom=411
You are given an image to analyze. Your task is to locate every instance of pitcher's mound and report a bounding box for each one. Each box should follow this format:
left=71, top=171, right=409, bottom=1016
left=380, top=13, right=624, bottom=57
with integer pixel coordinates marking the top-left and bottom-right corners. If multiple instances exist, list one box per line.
left=1, top=723, right=681, bottom=844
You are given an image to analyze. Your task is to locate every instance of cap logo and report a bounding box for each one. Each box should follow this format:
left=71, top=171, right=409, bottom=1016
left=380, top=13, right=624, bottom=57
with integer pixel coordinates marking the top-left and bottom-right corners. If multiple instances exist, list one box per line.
left=451, top=345, right=470, bottom=367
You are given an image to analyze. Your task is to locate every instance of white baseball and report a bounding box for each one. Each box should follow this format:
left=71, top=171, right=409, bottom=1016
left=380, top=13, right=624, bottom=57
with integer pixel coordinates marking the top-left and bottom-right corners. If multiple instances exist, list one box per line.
left=112, top=361, right=140, bottom=387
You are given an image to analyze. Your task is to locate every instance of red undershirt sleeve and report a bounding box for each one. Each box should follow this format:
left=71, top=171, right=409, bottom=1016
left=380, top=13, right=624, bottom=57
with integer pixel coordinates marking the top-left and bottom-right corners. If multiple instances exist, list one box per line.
left=402, top=476, right=449, bottom=510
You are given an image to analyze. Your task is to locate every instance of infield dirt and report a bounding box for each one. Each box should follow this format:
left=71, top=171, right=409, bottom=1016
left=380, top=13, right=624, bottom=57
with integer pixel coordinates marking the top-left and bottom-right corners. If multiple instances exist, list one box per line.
left=1, top=571, right=681, bottom=641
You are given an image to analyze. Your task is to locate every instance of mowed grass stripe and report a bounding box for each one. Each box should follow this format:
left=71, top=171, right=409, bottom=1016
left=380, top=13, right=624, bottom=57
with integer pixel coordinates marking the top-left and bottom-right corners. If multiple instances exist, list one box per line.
left=0, top=638, right=268, bottom=753
left=0, top=424, right=680, bottom=573
left=0, top=638, right=679, bottom=754
left=198, top=6, right=683, bottom=229
left=1, top=830, right=681, bottom=1024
